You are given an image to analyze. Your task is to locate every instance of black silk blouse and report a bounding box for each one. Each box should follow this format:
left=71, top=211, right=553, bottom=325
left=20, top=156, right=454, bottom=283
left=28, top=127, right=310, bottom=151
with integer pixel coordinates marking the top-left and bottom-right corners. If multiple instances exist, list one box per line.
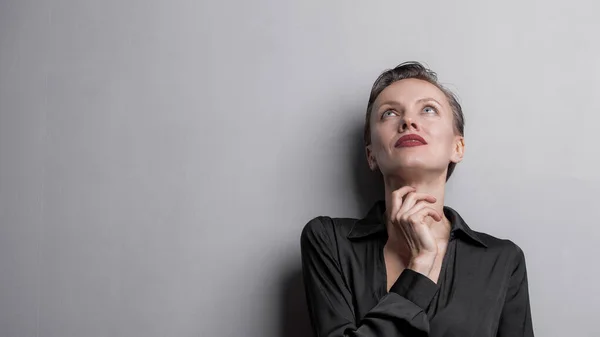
left=300, top=201, right=534, bottom=337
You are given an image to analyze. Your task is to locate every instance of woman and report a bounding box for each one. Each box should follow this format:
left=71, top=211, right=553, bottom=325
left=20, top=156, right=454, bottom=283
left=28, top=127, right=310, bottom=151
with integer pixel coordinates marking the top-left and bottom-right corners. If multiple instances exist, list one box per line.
left=300, top=62, right=534, bottom=337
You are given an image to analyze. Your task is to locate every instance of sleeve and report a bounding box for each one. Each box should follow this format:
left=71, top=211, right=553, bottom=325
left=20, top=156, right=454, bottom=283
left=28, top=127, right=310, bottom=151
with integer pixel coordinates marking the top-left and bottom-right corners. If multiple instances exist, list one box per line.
left=300, top=217, right=439, bottom=337
left=496, top=244, right=534, bottom=337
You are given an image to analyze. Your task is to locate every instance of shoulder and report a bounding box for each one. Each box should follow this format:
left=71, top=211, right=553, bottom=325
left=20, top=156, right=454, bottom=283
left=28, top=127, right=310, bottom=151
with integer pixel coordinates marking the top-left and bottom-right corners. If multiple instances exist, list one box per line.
left=300, top=216, right=358, bottom=253
left=472, top=230, right=527, bottom=265
left=300, top=216, right=358, bottom=249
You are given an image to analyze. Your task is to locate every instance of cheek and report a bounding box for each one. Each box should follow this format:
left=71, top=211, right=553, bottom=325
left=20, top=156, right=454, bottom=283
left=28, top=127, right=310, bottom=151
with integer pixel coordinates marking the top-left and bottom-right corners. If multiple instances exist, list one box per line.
left=371, top=124, right=395, bottom=149
left=425, top=121, right=454, bottom=142
left=426, top=127, right=457, bottom=155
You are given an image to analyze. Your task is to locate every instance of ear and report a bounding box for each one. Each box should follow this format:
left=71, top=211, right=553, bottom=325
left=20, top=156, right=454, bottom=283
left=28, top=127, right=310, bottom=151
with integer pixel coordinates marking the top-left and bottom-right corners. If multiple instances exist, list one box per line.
left=365, top=145, right=378, bottom=171
left=450, top=136, right=465, bottom=164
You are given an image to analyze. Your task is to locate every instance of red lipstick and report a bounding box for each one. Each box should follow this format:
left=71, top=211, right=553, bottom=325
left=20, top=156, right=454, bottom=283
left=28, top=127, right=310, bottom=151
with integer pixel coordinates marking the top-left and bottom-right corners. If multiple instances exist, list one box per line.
left=395, top=134, right=427, bottom=148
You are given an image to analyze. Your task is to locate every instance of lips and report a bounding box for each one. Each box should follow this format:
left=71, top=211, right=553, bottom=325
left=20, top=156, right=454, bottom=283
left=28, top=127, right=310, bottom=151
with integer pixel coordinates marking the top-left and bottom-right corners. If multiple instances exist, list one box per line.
left=395, top=134, right=427, bottom=148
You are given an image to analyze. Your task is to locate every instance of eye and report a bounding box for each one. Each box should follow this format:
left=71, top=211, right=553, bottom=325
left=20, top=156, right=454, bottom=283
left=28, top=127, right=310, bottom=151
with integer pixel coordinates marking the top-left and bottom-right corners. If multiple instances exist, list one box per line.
left=381, top=110, right=398, bottom=118
left=423, top=106, right=438, bottom=114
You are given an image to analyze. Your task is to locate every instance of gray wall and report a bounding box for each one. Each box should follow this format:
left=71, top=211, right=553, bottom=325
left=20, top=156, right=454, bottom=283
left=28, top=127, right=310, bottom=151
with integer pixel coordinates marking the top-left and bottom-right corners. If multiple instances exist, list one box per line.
left=1, top=0, right=598, bottom=336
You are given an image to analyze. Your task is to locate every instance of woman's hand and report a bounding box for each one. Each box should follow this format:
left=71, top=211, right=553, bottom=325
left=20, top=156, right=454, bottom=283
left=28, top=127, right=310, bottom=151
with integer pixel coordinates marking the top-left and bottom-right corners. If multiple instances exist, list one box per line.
left=388, top=186, right=442, bottom=277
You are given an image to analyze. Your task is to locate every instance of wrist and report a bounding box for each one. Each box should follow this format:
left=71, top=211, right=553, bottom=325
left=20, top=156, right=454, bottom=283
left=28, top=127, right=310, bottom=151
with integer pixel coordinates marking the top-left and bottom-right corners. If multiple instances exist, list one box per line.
left=408, top=253, right=436, bottom=276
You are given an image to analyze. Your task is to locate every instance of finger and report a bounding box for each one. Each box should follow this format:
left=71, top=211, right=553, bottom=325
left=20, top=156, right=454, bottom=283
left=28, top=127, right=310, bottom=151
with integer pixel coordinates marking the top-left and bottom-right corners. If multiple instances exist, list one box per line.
left=395, top=201, right=433, bottom=247
left=406, top=207, right=441, bottom=253
left=405, top=206, right=442, bottom=225
left=400, top=200, right=440, bottom=223
left=388, top=186, right=416, bottom=220
left=411, top=219, right=437, bottom=254
left=396, top=192, right=437, bottom=218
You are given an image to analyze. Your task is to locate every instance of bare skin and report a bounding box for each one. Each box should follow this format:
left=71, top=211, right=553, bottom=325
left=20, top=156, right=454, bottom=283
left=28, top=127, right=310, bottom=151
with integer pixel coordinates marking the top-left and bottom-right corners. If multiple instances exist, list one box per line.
left=365, top=78, right=465, bottom=289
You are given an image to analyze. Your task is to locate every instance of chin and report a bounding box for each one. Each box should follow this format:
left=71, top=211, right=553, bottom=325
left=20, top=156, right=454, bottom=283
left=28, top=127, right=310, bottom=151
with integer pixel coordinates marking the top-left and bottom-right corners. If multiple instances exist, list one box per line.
left=396, top=157, right=430, bottom=170
left=381, top=158, right=442, bottom=178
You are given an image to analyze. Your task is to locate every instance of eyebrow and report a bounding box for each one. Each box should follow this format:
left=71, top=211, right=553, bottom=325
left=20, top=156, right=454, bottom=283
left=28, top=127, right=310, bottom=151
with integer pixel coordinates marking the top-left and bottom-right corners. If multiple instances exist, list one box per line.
left=376, top=97, right=444, bottom=111
left=416, top=97, right=443, bottom=106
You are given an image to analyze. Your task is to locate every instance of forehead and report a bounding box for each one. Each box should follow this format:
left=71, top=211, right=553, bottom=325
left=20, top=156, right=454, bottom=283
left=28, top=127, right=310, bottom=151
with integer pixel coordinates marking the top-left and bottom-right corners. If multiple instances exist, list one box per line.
left=373, top=78, right=449, bottom=107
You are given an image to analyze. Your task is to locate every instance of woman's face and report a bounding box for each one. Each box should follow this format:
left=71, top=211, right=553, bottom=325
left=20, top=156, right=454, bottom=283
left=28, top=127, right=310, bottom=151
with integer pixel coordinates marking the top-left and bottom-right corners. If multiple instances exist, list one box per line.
left=366, top=78, right=464, bottom=179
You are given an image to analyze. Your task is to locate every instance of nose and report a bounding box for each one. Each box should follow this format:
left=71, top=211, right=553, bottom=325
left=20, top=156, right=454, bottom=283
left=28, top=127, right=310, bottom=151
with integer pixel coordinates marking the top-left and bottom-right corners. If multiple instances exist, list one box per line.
left=399, top=117, right=419, bottom=132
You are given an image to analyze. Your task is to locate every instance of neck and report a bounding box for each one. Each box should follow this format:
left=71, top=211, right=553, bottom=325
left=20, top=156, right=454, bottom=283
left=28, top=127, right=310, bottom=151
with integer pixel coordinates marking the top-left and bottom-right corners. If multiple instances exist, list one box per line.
left=383, top=172, right=451, bottom=242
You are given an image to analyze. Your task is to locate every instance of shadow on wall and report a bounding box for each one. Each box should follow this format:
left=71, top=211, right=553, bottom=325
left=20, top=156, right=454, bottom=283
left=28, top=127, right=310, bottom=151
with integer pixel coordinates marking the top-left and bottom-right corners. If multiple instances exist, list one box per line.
left=279, top=122, right=383, bottom=337
left=348, top=122, right=385, bottom=215
left=279, top=268, right=312, bottom=337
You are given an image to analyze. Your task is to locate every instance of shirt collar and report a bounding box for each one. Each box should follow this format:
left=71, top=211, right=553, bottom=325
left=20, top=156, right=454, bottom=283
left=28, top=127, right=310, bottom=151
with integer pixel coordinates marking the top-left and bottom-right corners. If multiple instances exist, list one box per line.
left=347, top=200, right=488, bottom=248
